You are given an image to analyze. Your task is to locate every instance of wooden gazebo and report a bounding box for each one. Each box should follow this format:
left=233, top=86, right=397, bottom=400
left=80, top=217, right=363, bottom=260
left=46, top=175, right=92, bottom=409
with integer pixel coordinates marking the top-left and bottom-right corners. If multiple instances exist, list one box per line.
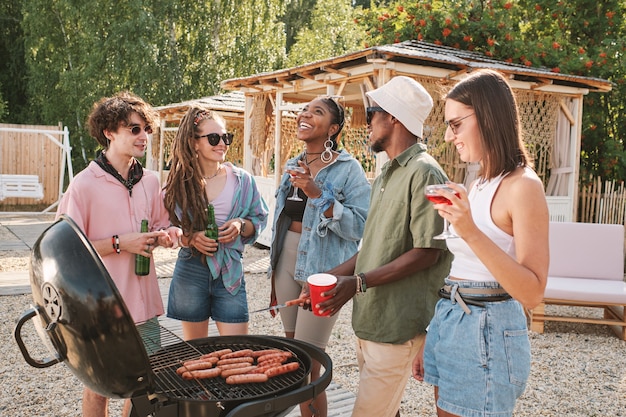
left=220, top=41, right=611, bottom=237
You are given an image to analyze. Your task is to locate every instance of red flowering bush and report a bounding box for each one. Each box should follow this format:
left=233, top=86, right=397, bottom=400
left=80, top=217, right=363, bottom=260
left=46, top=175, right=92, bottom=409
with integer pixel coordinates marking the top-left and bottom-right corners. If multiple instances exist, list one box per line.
left=356, top=0, right=626, bottom=181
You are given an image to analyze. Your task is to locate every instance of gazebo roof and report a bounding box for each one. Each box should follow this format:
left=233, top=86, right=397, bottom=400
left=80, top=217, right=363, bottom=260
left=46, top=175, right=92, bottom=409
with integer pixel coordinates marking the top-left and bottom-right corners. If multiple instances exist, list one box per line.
left=221, top=40, right=612, bottom=106
left=155, top=90, right=245, bottom=123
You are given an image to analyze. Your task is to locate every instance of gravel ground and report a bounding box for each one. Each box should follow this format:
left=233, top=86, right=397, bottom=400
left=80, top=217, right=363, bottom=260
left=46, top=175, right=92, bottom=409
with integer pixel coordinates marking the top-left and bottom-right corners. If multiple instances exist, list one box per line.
left=2, top=241, right=626, bottom=416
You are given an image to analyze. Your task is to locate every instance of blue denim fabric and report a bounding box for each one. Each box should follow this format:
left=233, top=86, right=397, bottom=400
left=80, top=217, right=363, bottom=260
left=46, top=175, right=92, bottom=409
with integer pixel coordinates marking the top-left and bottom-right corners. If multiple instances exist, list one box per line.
left=268, top=150, right=370, bottom=282
left=167, top=247, right=248, bottom=323
left=423, top=278, right=530, bottom=417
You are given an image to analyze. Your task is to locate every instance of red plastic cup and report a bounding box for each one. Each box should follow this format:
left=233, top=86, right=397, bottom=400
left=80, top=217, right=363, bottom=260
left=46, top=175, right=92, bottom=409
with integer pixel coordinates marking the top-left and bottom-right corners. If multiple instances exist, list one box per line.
left=307, top=273, right=337, bottom=317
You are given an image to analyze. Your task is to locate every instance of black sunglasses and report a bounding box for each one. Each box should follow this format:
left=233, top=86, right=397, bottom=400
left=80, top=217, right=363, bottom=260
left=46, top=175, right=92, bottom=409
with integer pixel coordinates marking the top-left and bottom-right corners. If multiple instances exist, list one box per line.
left=366, top=106, right=386, bottom=125
left=124, top=125, right=153, bottom=135
left=195, top=132, right=234, bottom=146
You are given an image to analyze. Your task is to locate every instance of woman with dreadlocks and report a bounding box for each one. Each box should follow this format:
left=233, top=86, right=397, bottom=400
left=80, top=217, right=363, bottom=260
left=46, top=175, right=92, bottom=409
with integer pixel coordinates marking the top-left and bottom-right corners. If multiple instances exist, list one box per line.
left=163, top=106, right=268, bottom=339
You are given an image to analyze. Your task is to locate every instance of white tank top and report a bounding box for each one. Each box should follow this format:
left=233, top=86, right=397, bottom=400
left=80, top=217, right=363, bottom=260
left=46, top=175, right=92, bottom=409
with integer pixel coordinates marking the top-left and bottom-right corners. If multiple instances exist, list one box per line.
left=210, top=165, right=236, bottom=225
left=446, top=173, right=516, bottom=282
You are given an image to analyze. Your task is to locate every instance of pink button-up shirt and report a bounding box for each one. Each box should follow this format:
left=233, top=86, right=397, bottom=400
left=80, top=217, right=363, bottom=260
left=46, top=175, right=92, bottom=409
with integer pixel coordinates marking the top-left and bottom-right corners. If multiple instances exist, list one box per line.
left=56, top=162, right=169, bottom=323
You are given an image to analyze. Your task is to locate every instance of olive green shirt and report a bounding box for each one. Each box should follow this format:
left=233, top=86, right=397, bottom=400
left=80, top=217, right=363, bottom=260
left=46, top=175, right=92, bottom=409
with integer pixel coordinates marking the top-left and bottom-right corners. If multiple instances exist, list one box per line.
left=353, top=143, right=453, bottom=344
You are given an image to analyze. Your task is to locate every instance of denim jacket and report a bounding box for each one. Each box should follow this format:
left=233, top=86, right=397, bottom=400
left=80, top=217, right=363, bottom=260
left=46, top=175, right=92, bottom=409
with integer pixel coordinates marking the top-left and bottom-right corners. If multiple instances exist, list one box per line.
left=269, top=150, right=371, bottom=282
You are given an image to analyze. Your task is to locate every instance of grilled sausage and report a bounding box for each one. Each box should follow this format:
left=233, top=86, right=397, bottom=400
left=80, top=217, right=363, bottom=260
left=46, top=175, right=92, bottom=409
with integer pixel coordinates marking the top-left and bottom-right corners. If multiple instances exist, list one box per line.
left=217, top=362, right=254, bottom=371
left=182, top=356, right=218, bottom=367
left=220, top=365, right=257, bottom=378
left=217, top=356, right=254, bottom=366
left=249, top=360, right=285, bottom=374
left=220, top=349, right=254, bottom=359
left=250, top=349, right=283, bottom=358
left=182, top=367, right=222, bottom=380
left=201, top=348, right=233, bottom=359
left=264, top=362, right=300, bottom=378
left=176, top=360, right=214, bottom=375
left=257, top=352, right=292, bottom=364
left=226, top=374, right=269, bottom=384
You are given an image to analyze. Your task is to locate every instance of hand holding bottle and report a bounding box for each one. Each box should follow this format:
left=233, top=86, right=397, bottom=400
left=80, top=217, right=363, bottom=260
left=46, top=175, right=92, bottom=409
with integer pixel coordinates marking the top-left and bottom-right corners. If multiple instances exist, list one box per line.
left=135, top=220, right=150, bottom=275
left=118, top=230, right=166, bottom=256
left=188, top=231, right=219, bottom=256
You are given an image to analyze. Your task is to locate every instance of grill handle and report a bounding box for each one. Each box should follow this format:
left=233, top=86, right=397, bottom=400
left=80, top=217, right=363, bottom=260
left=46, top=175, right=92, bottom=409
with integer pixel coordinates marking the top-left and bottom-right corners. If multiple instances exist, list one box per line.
left=14, top=306, right=62, bottom=368
left=224, top=340, right=333, bottom=417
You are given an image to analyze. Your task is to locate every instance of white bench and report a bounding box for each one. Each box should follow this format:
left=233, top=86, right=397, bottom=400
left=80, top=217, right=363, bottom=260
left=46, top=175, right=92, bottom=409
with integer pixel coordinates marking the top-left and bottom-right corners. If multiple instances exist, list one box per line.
left=529, top=221, right=626, bottom=340
left=0, top=174, right=44, bottom=201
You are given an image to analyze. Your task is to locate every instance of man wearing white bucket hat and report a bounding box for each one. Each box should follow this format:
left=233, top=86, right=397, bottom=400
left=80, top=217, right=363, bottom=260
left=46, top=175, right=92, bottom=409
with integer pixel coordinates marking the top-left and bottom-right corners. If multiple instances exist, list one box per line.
left=322, top=76, right=453, bottom=417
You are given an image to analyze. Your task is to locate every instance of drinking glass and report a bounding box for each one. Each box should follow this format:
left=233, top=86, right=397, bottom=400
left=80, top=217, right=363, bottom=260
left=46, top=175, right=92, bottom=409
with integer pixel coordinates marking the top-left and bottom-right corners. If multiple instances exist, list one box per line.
left=425, top=184, right=461, bottom=239
left=285, top=163, right=306, bottom=201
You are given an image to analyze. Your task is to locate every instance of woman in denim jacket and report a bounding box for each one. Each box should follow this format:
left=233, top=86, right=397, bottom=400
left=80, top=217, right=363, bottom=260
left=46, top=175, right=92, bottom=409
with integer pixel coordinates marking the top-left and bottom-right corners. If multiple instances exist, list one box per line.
left=268, top=97, right=370, bottom=417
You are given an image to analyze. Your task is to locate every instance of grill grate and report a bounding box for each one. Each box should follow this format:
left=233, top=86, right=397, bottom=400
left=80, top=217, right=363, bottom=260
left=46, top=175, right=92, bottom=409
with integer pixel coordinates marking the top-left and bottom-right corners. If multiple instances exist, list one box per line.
left=138, top=323, right=308, bottom=401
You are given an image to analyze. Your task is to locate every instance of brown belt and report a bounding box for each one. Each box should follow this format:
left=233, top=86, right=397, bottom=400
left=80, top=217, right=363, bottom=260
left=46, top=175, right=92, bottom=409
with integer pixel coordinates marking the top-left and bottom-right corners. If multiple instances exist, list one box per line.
left=439, top=284, right=512, bottom=314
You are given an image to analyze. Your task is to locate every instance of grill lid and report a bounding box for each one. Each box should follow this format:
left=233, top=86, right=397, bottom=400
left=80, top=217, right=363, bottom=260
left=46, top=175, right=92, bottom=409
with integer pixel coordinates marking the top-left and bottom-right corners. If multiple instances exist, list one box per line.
left=18, top=215, right=152, bottom=398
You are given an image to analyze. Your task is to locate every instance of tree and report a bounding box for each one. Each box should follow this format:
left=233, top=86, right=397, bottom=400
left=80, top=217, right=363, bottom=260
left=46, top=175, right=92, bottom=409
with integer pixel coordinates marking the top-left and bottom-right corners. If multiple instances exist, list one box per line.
left=0, top=87, right=7, bottom=122
left=19, top=0, right=286, bottom=172
left=286, top=0, right=363, bottom=66
left=283, top=0, right=318, bottom=54
left=0, top=1, right=29, bottom=122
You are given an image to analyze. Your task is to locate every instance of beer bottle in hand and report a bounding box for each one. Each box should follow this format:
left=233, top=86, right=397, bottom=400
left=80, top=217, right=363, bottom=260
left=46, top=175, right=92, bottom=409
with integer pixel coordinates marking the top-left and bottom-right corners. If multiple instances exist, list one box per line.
left=135, top=219, right=150, bottom=276
left=205, top=204, right=219, bottom=240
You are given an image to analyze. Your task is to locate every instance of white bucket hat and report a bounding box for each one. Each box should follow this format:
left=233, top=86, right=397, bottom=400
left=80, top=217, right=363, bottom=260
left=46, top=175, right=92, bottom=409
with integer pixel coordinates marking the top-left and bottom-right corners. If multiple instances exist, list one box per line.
left=365, top=76, right=434, bottom=138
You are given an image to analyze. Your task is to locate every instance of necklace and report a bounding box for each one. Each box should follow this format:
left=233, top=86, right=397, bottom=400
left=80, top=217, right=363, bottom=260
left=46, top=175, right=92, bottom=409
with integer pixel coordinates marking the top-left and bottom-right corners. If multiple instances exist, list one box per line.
left=305, top=156, right=320, bottom=165
left=476, top=177, right=489, bottom=191
left=304, top=151, right=324, bottom=166
left=203, top=165, right=222, bottom=180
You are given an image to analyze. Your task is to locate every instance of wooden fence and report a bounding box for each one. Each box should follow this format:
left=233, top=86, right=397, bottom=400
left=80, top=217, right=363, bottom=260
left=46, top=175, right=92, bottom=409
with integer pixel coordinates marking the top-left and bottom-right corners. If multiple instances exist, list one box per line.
left=578, top=176, right=626, bottom=225
left=0, top=123, right=70, bottom=210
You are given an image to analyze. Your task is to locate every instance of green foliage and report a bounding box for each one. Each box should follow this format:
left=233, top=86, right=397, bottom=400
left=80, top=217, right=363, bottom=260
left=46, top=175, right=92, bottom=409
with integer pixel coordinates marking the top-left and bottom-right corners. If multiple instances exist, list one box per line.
left=0, top=1, right=29, bottom=122
left=283, top=0, right=318, bottom=54
left=286, top=0, right=363, bottom=66
left=356, top=0, right=626, bottom=182
left=5, top=0, right=625, bottom=184
left=0, top=88, right=7, bottom=122
left=18, top=0, right=286, bottom=172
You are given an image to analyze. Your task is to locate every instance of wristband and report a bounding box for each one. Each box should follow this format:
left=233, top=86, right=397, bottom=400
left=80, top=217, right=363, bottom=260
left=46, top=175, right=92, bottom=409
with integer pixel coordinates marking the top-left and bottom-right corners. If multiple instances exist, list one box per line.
left=358, top=272, right=367, bottom=292
left=355, top=274, right=363, bottom=295
left=112, top=235, right=120, bottom=254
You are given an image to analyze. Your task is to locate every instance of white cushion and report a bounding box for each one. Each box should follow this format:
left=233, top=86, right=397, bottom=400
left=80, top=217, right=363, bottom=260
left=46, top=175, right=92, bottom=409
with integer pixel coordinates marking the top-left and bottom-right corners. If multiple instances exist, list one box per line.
left=545, top=276, right=626, bottom=304
left=549, top=222, right=624, bottom=281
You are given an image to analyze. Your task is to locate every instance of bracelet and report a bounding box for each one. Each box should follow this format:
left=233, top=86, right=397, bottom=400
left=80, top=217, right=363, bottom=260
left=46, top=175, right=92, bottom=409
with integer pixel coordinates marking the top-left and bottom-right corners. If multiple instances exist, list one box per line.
left=238, top=218, right=246, bottom=235
left=112, top=235, right=120, bottom=254
left=358, top=272, right=367, bottom=293
left=355, top=274, right=361, bottom=295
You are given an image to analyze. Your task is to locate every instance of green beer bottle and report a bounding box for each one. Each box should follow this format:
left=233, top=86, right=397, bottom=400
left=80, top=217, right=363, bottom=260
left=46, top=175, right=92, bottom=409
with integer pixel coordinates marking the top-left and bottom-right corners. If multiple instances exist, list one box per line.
left=205, top=204, right=219, bottom=240
left=135, top=219, right=150, bottom=276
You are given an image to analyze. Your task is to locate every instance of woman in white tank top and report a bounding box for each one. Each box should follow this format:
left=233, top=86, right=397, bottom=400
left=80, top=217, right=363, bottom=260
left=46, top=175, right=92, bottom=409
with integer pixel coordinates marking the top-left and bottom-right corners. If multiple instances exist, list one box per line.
left=414, top=70, right=549, bottom=417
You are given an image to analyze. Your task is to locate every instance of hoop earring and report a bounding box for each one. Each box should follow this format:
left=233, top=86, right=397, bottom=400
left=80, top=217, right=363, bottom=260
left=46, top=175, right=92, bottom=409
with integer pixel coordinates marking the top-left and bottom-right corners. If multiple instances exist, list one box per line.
left=321, top=138, right=334, bottom=163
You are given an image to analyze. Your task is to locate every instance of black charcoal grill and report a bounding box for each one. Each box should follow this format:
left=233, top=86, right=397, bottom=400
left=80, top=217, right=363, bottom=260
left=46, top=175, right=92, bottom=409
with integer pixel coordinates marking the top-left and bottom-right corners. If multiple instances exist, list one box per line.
left=14, top=216, right=332, bottom=417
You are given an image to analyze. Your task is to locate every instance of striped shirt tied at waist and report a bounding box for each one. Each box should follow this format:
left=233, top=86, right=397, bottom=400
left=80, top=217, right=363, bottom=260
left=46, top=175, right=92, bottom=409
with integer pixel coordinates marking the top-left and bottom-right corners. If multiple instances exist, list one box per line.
left=439, top=284, right=512, bottom=314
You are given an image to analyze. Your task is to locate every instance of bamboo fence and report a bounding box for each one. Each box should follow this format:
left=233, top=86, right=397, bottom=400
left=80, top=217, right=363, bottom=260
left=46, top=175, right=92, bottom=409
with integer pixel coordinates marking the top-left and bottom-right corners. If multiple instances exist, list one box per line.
left=578, top=176, right=626, bottom=225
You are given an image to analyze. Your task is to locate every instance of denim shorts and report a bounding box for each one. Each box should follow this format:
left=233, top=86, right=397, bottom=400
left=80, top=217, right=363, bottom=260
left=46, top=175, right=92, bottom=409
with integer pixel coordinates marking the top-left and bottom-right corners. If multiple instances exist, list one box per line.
left=423, top=279, right=530, bottom=417
left=167, top=248, right=248, bottom=323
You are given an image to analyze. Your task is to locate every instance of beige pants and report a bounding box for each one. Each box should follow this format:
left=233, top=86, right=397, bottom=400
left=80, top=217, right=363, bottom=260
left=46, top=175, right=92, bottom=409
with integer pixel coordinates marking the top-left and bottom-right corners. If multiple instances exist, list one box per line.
left=351, top=333, right=426, bottom=417
left=274, top=230, right=339, bottom=349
